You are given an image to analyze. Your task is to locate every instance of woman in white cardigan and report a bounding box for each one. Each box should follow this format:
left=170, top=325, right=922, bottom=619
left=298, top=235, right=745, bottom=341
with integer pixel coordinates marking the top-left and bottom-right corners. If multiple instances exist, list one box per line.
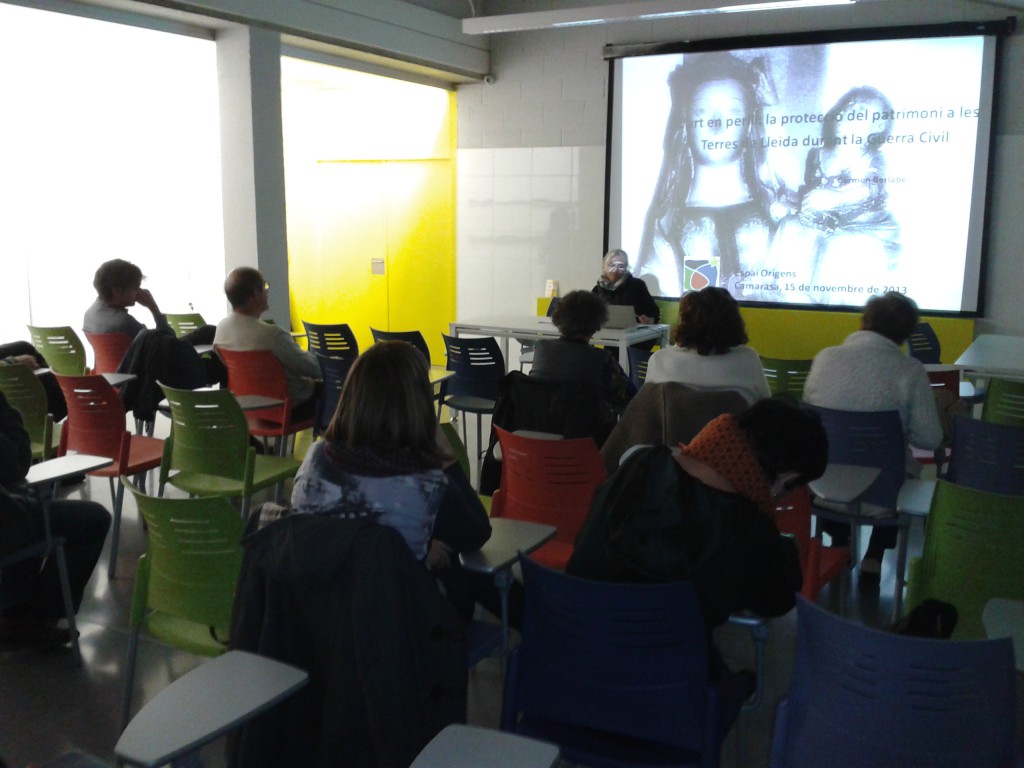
left=645, top=286, right=770, bottom=404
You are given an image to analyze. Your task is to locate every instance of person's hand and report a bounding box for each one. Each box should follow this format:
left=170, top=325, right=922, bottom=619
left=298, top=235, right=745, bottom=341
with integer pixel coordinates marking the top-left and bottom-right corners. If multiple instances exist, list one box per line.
left=637, top=314, right=654, bottom=325
left=135, top=287, right=160, bottom=315
left=425, top=539, right=453, bottom=570
left=7, top=354, right=39, bottom=370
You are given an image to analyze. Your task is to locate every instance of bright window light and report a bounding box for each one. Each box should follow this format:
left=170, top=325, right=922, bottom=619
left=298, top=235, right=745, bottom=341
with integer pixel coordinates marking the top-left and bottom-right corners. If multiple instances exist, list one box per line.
left=0, top=4, right=225, bottom=342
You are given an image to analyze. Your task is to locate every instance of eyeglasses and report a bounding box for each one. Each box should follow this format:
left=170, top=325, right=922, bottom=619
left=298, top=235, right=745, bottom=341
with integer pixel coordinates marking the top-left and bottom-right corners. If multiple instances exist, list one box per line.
left=263, top=281, right=271, bottom=292
left=607, top=263, right=628, bottom=271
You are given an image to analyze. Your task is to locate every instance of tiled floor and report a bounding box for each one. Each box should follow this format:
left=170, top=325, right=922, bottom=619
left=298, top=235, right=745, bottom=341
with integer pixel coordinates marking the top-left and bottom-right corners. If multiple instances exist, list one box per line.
left=1, top=430, right=1019, bottom=767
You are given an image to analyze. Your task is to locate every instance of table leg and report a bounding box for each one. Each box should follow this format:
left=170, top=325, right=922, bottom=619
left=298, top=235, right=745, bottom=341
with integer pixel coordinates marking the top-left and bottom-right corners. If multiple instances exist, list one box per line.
left=494, top=567, right=512, bottom=674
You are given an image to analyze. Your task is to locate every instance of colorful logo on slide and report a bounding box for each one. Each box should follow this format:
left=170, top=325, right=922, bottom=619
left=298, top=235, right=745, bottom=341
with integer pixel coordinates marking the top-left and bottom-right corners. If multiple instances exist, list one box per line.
left=683, top=259, right=719, bottom=291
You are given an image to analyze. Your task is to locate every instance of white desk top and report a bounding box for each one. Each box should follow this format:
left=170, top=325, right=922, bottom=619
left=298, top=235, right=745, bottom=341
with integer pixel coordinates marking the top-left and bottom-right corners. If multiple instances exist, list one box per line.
left=451, top=314, right=669, bottom=347
left=410, top=724, right=560, bottom=768
left=954, top=334, right=1024, bottom=378
left=460, top=517, right=557, bottom=575
left=982, top=598, right=1024, bottom=673
left=808, top=464, right=881, bottom=505
left=428, top=366, right=454, bottom=385
left=896, top=479, right=936, bottom=517
left=25, top=454, right=113, bottom=487
left=115, top=651, right=308, bottom=768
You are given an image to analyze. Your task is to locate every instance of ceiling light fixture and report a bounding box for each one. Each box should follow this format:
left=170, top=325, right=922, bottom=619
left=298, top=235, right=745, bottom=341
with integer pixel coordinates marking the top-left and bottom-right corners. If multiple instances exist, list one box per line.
left=462, top=0, right=858, bottom=35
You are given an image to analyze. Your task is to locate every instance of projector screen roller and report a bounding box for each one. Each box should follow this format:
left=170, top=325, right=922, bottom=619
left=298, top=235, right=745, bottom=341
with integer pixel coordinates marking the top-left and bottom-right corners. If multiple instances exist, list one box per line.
left=607, top=26, right=1001, bottom=314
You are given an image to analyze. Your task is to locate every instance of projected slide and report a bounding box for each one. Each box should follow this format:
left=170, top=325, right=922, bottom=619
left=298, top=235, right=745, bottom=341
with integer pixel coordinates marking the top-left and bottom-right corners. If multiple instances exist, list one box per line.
left=613, top=33, right=996, bottom=313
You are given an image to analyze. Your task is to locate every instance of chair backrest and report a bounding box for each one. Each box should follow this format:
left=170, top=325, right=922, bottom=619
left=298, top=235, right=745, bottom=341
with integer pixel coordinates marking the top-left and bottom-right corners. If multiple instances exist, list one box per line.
left=313, top=353, right=355, bottom=436
left=906, top=321, right=941, bottom=364
left=55, top=374, right=128, bottom=466
left=769, top=595, right=1016, bottom=768
left=491, top=427, right=605, bottom=550
left=441, top=334, right=505, bottom=400
left=925, top=366, right=961, bottom=399
left=84, top=331, right=132, bottom=375
left=626, top=345, right=653, bottom=391
left=159, top=383, right=253, bottom=482
left=760, top=356, right=813, bottom=399
left=27, top=325, right=88, bottom=375
left=505, top=557, right=713, bottom=754
left=945, top=414, right=1024, bottom=495
left=370, top=328, right=431, bottom=365
left=165, top=312, right=208, bottom=339
left=807, top=406, right=905, bottom=509
left=907, top=479, right=1024, bottom=639
left=981, top=376, right=1024, bottom=426
left=302, top=321, right=360, bottom=360
left=126, top=481, right=245, bottom=629
left=0, top=363, right=54, bottom=459
left=216, top=346, right=291, bottom=425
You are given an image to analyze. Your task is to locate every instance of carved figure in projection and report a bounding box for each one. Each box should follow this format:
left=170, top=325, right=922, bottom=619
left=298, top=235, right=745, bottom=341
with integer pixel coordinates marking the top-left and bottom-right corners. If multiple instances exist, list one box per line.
left=767, top=86, right=902, bottom=304
left=635, top=52, right=779, bottom=297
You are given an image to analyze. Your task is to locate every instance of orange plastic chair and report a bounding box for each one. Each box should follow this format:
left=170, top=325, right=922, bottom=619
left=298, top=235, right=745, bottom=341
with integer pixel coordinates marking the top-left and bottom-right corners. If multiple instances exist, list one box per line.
left=490, top=427, right=606, bottom=570
left=85, top=331, right=132, bottom=375
left=216, top=346, right=315, bottom=455
left=55, top=374, right=165, bottom=578
left=774, top=486, right=849, bottom=603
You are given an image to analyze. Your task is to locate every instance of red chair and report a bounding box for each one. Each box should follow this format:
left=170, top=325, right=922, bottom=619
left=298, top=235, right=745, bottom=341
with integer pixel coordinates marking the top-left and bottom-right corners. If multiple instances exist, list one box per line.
left=490, top=427, right=606, bottom=570
left=55, top=374, right=165, bottom=578
left=774, top=486, right=849, bottom=603
left=216, top=347, right=315, bottom=456
left=85, top=331, right=132, bottom=375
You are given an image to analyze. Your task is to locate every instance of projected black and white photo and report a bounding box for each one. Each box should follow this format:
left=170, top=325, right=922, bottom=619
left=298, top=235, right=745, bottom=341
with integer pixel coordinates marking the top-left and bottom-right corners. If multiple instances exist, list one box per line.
left=613, top=33, right=995, bottom=313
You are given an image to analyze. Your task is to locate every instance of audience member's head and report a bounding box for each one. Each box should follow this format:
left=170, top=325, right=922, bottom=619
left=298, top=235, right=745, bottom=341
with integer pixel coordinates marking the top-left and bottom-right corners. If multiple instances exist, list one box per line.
left=861, top=291, right=919, bottom=345
left=93, top=259, right=144, bottom=303
left=552, top=290, right=609, bottom=341
left=224, top=267, right=267, bottom=313
left=325, top=341, right=442, bottom=467
left=674, top=286, right=748, bottom=355
left=737, top=397, right=828, bottom=491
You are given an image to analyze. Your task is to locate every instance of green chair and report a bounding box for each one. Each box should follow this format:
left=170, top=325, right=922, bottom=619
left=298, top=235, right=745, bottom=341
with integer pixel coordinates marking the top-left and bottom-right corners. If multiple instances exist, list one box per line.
left=121, top=480, right=246, bottom=727
left=0, top=362, right=59, bottom=460
left=904, top=479, right=1024, bottom=639
left=165, top=312, right=207, bottom=339
left=760, top=356, right=813, bottom=400
left=440, top=422, right=491, bottom=515
left=27, top=324, right=88, bottom=375
left=157, top=383, right=300, bottom=517
left=980, top=376, right=1024, bottom=426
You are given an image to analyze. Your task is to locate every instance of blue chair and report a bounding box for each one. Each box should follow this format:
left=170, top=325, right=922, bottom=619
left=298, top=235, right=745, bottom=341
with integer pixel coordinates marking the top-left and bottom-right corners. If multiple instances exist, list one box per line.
left=769, top=596, right=1017, bottom=768
left=906, top=321, right=941, bottom=364
left=944, top=414, right=1024, bottom=495
left=369, top=327, right=431, bottom=364
left=502, top=557, right=747, bottom=768
left=301, top=321, right=359, bottom=361
left=311, top=353, right=355, bottom=437
left=440, top=334, right=505, bottom=479
left=806, top=406, right=908, bottom=612
left=626, top=345, right=653, bottom=392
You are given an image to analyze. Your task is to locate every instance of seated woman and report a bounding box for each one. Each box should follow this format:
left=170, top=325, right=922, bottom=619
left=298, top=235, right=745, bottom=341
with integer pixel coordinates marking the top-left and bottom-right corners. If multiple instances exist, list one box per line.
left=290, top=340, right=493, bottom=622
left=529, top=290, right=631, bottom=426
left=645, top=286, right=770, bottom=404
left=567, top=398, right=827, bottom=655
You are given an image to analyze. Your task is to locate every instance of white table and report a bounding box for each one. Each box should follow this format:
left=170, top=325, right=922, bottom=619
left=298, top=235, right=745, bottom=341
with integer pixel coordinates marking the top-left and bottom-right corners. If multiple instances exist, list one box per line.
left=954, top=334, right=1024, bottom=378
left=410, top=724, right=560, bottom=768
left=896, top=479, right=936, bottom=518
left=460, top=518, right=556, bottom=660
left=982, top=598, right=1024, bottom=673
left=450, top=315, right=670, bottom=371
left=32, top=369, right=136, bottom=387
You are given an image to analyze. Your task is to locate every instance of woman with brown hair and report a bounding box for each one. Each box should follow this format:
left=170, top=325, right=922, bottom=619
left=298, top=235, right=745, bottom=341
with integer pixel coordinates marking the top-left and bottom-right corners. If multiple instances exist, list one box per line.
left=645, top=286, right=769, bottom=404
left=291, top=341, right=490, bottom=573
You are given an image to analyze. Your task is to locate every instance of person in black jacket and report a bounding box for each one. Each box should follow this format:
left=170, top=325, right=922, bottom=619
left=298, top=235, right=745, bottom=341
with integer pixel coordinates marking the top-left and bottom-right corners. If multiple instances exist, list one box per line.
left=592, top=248, right=660, bottom=324
left=0, top=393, right=110, bottom=649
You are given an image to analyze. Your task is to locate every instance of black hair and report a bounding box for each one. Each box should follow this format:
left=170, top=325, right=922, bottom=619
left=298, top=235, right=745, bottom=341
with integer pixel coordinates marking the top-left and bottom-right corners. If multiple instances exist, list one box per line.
left=738, top=397, right=828, bottom=489
left=553, top=290, right=609, bottom=340
left=862, top=291, right=919, bottom=345
left=93, top=259, right=143, bottom=301
left=674, top=286, right=749, bottom=354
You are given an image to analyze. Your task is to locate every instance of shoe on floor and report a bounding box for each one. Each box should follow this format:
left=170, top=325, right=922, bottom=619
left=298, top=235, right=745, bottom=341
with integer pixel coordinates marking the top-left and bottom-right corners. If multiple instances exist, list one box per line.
left=858, top=556, right=882, bottom=594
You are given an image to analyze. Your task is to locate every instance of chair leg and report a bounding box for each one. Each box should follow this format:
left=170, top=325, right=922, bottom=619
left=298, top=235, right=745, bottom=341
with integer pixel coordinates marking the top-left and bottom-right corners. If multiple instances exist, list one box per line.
left=121, top=625, right=141, bottom=730
left=108, top=480, right=125, bottom=579
left=892, top=521, right=910, bottom=622
left=53, top=541, right=82, bottom=667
